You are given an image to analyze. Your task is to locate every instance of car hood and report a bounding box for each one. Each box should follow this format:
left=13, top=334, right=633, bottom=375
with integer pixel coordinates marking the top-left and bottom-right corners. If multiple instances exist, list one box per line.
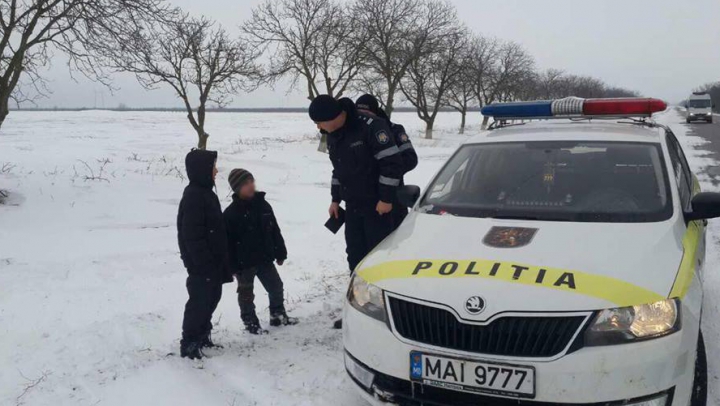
left=356, top=212, right=685, bottom=320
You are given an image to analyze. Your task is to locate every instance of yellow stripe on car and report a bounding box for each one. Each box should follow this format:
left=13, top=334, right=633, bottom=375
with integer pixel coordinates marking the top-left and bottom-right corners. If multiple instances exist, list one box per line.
left=669, top=220, right=702, bottom=299
left=667, top=174, right=705, bottom=299
left=693, top=175, right=702, bottom=195
left=357, top=259, right=665, bottom=307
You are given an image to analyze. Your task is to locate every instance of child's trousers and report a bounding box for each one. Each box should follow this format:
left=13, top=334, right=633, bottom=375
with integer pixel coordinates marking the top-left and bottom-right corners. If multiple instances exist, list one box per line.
left=235, top=262, right=285, bottom=325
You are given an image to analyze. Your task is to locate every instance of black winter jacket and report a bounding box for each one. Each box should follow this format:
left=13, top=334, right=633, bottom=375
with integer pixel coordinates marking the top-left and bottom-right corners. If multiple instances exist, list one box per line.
left=328, top=103, right=404, bottom=206
left=376, top=108, right=418, bottom=176
left=177, top=149, right=232, bottom=283
left=389, top=123, right=418, bottom=176
left=224, top=192, right=287, bottom=271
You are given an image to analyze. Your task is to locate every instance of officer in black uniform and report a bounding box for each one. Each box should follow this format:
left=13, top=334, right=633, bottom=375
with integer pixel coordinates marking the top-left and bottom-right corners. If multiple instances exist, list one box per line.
left=308, top=95, right=404, bottom=272
left=355, top=94, right=418, bottom=225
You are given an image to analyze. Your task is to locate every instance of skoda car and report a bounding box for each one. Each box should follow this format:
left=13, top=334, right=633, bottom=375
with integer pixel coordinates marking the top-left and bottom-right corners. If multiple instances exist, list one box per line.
left=343, top=98, right=715, bottom=406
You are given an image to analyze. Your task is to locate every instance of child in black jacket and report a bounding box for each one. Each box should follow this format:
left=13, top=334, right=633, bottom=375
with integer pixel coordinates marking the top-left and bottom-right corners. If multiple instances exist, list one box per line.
left=224, top=169, right=298, bottom=334
left=177, top=149, right=233, bottom=359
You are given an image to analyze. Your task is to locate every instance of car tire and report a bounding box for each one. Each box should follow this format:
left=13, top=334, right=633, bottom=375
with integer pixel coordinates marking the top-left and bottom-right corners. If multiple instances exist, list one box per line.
left=691, top=332, right=708, bottom=406
left=687, top=119, right=692, bottom=124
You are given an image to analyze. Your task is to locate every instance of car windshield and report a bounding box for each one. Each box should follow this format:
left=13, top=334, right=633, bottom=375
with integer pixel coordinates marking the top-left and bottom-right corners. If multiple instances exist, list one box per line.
left=688, top=99, right=712, bottom=108
left=418, top=141, right=673, bottom=223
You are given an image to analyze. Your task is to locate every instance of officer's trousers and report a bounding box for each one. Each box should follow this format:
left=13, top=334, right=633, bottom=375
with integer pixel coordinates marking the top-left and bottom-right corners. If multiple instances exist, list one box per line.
left=345, top=203, right=395, bottom=272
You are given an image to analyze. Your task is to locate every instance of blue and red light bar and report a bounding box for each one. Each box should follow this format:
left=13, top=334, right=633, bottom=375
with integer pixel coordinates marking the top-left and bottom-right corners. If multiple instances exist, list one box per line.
left=481, top=97, right=667, bottom=120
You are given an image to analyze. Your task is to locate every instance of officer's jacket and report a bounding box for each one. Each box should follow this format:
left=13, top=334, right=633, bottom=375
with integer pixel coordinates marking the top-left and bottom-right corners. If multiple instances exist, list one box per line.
left=389, top=123, right=418, bottom=176
left=328, top=107, right=404, bottom=205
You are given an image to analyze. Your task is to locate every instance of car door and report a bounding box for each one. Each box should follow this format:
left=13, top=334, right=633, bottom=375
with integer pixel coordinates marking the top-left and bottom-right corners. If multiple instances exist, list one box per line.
left=666, top=131, right=706, bottom=282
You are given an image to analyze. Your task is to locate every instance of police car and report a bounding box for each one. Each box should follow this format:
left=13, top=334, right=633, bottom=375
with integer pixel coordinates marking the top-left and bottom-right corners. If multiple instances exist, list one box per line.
left=343, top=97, right=716, bottom=406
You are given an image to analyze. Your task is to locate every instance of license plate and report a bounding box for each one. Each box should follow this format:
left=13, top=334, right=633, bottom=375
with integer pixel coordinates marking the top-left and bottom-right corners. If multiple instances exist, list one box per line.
left=409, top=352, right=535, bottom=398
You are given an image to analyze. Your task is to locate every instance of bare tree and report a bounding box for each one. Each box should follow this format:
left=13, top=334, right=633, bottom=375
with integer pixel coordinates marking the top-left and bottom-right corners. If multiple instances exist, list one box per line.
left=100, top=13, right=260, bottom=149
left=468, top=35, right=499, bottom=109
left=561, top=75, right=606, bottom=99
left=0, top=0, right=164, bottom=130
left=602, top=85, right=639, bottom=98
left=353, top=0, right=456, bottom=118
left=534, top=68, right=565, bottom=99
left=244, top=0, right=363, bottom=101
left=526, top=69, right=640, bottom=100
left=401, top=26, right=466, bottom=139
left=486, top=41, right=535, bottom=103
left=444, top=36, right=477, bottom=134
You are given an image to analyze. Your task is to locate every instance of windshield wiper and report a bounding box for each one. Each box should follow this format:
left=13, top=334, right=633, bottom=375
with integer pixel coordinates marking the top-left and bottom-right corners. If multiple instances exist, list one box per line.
left=485, top=214, right=541, bottom=220
left=485, top=214, right=573, bottom=222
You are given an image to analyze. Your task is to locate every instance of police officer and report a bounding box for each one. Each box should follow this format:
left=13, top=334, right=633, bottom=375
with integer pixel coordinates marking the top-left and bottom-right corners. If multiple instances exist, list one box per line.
left=355, top=94, right=418, bottom=225
left=308, top=95, right=404, bottom=273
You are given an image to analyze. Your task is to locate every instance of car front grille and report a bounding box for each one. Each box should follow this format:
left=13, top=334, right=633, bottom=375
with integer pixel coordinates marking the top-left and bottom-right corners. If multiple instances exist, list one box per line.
left=388, top=297, right=587, bottom=358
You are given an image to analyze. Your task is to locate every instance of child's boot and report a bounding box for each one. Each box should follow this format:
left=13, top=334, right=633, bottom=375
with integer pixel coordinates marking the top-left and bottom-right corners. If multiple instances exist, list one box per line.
left=270, top=312, right=299, bottom=327
left=245, top=321, right=269, bottom=335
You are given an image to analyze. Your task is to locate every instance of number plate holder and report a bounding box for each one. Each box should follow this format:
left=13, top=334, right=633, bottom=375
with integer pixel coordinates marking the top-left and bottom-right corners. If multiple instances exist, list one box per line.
left=409, top=351, right=536, bottom=399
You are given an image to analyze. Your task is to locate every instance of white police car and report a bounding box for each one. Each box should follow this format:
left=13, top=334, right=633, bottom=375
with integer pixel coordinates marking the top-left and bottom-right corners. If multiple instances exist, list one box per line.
left=343, top=97, right=714, bottom=406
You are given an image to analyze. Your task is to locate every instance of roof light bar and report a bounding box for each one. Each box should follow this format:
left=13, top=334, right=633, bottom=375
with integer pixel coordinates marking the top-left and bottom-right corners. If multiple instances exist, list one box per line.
left=481, top=97, right=667, bottom=120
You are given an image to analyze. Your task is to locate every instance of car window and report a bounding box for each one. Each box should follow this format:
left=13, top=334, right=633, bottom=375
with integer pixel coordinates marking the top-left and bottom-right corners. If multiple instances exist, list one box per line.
left=429, top=155, right=469, bottom=200
left=688, top=99, right=712, bottom=108
left=665, top=132, right=693, bottom=209
left=418, top=141, right=673, bottom=223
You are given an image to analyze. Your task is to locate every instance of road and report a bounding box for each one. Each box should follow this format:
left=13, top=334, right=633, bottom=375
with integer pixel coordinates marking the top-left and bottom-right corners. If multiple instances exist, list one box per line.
left=679, top=111, right=720, bottom=185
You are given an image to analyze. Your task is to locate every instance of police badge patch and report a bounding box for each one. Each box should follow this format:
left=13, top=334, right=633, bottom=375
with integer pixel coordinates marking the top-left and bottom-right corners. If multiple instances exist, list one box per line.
left=376, top=131, right=390, bottom=144
left=483, top=227, right=538, bottom=248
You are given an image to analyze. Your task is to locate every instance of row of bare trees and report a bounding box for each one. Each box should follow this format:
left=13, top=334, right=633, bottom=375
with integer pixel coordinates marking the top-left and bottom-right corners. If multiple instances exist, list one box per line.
left=0, top=0, right=169, bottom=130
left=0, top=0, right=640, bottom=145
left=246, top=0, right=639, bottom=139
left=1, top=0, right=261, bottom=149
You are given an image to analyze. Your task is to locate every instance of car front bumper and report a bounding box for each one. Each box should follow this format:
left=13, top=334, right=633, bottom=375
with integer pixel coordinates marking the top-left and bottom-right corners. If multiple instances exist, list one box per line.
left=343, top=303, right=698, bottom=406
left=688, top=113, right=713, bottom=120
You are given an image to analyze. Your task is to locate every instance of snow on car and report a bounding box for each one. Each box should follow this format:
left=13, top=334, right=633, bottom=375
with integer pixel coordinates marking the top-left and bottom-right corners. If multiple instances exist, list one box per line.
left=343, top=98, right=713, bottom=406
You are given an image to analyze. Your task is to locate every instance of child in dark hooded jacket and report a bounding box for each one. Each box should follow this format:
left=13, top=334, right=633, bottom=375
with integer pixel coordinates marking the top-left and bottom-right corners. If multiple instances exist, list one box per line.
left=223, top=169, right=298, bottom=334
left=177, top=149, right=233, bottom=359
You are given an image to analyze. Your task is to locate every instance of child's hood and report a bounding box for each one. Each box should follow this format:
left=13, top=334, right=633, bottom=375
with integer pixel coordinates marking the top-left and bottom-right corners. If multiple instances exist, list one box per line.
left=185, top=149, right=217, bottom=188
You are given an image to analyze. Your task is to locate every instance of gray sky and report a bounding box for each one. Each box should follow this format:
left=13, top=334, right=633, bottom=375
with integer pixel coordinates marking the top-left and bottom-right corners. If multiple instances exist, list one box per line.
left=34, top=0, right=720, bottom=108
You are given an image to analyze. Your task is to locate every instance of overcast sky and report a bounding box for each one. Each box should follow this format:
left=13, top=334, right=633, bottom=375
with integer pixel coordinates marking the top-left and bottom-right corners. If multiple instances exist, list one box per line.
left=33, top=0, right=720, bottom=108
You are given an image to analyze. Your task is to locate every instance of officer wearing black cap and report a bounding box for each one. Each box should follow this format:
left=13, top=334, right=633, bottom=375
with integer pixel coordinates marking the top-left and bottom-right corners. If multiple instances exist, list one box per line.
left=309, top=94, right=404, bottom=272
left=355, top=94, right=418, bottom=225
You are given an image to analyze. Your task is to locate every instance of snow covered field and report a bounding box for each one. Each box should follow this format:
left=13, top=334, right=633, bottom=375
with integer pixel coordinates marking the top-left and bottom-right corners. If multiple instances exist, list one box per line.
left=0, top=109, right=717, bottom=405
left=0, top=110, right=467, bottom=406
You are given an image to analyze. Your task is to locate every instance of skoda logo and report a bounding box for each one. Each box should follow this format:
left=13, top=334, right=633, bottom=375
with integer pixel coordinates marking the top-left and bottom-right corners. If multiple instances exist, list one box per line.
left=465, top=296, right=486, bottom=315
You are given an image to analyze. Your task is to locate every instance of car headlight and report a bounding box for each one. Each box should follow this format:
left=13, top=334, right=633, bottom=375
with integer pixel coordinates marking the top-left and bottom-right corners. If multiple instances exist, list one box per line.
left=584, top=299, right=680, bottom=346
left=348, top=274, right=386, bottom=322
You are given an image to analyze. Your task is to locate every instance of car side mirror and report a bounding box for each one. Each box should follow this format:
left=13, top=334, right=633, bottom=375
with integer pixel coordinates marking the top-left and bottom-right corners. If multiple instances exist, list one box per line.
left=397, top=185, right=421, bottom=208
left=686, top=192, right=720, bottom=221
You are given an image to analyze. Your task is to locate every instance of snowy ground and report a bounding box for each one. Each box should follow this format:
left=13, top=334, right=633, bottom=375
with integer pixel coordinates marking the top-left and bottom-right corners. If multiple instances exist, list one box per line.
left=0, top=110, right=468, bottom=406
left=0, top=108, right=718, bottom=405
